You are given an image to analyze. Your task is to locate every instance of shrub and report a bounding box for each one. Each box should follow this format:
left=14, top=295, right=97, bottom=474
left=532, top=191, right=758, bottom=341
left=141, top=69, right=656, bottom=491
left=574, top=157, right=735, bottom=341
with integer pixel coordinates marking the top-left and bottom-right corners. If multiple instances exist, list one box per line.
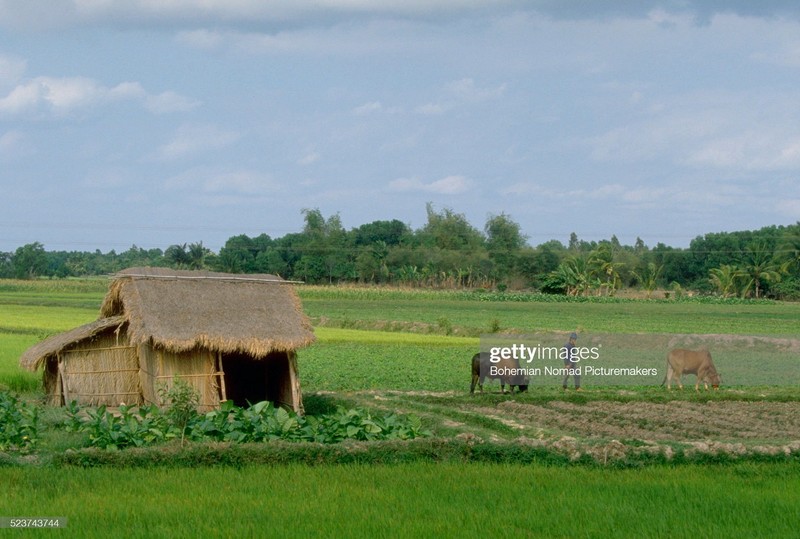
left=63, top=400, right=431, bottom=450
left=0, top=390, right=40, bottom=453
left=188, top=402, right=430, bottom=444
left=71, top=404, right=176, bottom=451
left=158, top=380, right=200, bottom=445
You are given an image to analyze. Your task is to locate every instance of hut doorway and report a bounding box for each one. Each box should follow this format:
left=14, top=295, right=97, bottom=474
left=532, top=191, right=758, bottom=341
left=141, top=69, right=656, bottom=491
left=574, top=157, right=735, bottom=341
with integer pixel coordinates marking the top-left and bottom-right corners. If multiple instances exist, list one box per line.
left=221, top=351, right=290, bottom=408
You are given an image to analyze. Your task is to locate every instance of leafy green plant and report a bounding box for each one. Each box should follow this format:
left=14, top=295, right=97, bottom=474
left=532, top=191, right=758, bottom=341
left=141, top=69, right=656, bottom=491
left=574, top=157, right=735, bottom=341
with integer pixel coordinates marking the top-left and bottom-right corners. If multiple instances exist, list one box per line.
left=158, top=380, right=200, bottom=446
left=188, top=400, right=300, bottom=443
left=72, top=404, right=176, bottom=451
left=316, top=406, right=428, bottom=442
left=63, top=398, right=430, bottom=450
left=0, top=390, right=39, bottom=453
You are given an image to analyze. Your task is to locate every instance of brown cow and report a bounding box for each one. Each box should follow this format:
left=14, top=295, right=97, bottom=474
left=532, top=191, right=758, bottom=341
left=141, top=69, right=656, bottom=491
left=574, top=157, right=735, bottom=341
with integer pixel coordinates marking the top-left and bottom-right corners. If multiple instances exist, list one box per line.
left=661, top=348, right=721, bottom=391
left=470, top=352, right=529, bottom=394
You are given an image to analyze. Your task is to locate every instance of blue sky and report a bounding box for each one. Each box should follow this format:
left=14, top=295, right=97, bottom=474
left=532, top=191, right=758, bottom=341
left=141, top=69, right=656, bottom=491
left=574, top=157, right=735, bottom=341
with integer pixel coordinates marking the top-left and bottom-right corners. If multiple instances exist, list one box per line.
left=1, top=1, right=800, bottom=252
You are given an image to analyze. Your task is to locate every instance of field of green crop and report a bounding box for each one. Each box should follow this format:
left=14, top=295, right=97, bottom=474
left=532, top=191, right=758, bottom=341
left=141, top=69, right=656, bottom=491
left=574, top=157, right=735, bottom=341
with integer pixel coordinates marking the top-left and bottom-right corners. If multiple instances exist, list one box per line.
left=1, top=280, right=799, bottom=537
left=299, top=285, right=800, bottom=336
left=1, top=463, right=798, bottom=538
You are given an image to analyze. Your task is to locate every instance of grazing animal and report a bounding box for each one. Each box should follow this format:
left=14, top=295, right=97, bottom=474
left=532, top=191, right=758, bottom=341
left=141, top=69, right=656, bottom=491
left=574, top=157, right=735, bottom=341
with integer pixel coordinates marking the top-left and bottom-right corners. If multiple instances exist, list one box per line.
left=661, top=348, right=721, bottom=391
left=470, top=352, right=529, bottom=394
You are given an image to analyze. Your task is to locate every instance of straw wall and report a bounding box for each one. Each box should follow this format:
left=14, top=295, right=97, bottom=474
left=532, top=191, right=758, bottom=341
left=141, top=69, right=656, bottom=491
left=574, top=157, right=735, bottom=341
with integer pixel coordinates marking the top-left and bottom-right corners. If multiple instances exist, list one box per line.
left=150, top=347, right=223, bottom=411
left=58, top=331, right=141, bottom=406
left=138, top=343, right=160, bottom=406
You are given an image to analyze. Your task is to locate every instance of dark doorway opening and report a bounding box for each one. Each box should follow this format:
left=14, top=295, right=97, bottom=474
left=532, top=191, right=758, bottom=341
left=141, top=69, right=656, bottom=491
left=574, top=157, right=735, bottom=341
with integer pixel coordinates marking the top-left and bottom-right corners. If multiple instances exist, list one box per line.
left=221, top=352, right=289, bottom=408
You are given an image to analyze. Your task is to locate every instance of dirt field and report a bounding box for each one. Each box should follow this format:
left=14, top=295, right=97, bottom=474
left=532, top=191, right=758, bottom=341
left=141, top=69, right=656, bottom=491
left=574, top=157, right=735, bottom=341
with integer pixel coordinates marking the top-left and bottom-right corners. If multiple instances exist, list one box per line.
left=484, top=400, right=800, bottom=442
left=336, top=389, right=800, bottom=463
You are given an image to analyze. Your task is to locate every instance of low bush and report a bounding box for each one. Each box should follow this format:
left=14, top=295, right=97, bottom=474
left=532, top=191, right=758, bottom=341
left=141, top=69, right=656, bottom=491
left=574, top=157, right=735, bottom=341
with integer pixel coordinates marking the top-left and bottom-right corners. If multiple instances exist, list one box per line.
left=63, top=399, right=430, bottom=451
left=65, top=402, right=176, bottom=450
left=0, top=390, right=40, bottom=453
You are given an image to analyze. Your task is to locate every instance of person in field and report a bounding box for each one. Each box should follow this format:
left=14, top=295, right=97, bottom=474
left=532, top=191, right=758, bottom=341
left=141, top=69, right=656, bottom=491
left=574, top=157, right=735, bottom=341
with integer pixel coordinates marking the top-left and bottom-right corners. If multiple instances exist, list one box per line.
left=562, top=332, right=582, bottom=391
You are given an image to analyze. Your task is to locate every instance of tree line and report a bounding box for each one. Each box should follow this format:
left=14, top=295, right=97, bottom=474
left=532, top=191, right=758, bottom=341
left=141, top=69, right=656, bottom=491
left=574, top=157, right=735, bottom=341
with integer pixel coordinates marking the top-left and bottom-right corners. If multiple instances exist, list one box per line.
left=2, top=205, right=799, bottom=299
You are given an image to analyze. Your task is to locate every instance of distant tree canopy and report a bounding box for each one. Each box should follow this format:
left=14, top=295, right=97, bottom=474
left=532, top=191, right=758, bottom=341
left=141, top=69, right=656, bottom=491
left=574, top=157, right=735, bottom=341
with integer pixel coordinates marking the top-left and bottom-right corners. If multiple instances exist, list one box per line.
left=2, top=207, right=798, bottom=300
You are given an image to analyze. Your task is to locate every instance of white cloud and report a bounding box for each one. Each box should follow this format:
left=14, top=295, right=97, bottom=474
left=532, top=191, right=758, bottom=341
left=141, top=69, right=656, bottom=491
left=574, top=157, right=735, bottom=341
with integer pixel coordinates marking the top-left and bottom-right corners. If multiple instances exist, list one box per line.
left=174, top=20, right=467, bottom=59
left=588, top=88, right=800, bottom=173
left=687, top=133, right=800, bottom=170
left=6, top=1, right=798, bottom=32
left=107, top=81, right=147, bottom=100
left=1, top=1, right=525, bottom=30
left=156, top=124, right=240, bottom=160
left=388, top=175, right=471, bottom=194
left=0, top=75, right=197, bottom=117
left=0, top=82, right=40, bottom=114
left=0, top=76, right=111, bottom=113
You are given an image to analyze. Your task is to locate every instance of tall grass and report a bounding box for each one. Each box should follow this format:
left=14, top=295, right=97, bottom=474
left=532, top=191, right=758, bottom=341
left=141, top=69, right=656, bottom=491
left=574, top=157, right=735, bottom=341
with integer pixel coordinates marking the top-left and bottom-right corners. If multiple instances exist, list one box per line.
left=1, top=463, right=797, bottom=538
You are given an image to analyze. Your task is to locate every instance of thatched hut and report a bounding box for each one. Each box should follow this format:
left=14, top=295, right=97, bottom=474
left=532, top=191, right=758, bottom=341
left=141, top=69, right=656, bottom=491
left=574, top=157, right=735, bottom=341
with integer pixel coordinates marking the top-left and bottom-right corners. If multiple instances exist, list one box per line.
left=19, top=267, right=315, bottom=412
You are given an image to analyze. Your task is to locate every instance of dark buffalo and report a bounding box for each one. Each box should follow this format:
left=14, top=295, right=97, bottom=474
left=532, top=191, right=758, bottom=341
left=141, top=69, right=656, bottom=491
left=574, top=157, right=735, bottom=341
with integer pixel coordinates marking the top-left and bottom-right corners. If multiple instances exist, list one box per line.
left=470, top=352, right=529, bottom=394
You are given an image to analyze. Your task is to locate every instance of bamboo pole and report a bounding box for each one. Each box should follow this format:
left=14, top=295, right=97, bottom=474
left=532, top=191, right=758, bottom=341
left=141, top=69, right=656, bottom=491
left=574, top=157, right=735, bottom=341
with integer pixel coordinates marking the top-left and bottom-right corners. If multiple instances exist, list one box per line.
left=62, top=369, right=140, bottom=375
left=112, top=273, right=304, bottom=284
left=216, top=351, right=228, bottom=402
left=66, top=391, right=141, bottom=397
left=154, top=372, right=225, bottom=379
left=59, top=356, right=70, bottom=403
left=63, top=345, right=136, bottom=354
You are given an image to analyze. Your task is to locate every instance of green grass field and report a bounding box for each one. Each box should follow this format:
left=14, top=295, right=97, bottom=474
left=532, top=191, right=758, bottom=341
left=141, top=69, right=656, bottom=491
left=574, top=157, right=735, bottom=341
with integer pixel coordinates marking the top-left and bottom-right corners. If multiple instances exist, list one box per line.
left=299, top=286, right=800, bottom=336
left=1, top=280, right=799, bottom=538
left=1, top=463, right=798, bottom=538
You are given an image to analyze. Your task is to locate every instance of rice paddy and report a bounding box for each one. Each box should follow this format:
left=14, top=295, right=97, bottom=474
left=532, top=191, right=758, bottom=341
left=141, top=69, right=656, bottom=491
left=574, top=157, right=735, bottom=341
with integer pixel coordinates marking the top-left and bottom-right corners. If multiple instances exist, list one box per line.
left=1, top=280, right=799, bottom=538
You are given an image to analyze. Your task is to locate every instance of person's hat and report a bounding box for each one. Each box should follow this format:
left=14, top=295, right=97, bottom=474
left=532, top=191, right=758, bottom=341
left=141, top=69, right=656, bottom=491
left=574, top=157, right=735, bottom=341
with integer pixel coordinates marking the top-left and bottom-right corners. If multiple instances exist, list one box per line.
left=570, top=332, right=578, bottom=340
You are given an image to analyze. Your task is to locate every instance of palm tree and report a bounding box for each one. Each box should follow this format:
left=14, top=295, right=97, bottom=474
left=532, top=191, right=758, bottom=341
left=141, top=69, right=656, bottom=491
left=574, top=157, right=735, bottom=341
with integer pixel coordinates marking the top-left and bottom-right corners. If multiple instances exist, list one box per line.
left=632, top=262, right=663, bottom=299
left=165, top=243, right=191, bottom=269
left=547, top=256, right=594, bottom=296
left=187, top=242, right=210, bottom=270
left=708, top=264, right=743, bottom=298
left=740, top=241, right=788, bottom=298
left=778, top=226, right=800, bottom=274
left=589, top=244, right=624, bottom=296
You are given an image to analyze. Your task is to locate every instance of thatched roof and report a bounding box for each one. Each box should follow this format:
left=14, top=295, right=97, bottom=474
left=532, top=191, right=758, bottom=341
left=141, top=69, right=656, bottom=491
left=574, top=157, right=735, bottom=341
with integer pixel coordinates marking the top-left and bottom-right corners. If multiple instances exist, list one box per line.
left=100, top=267, right=316, bottom=358
left=19, top=315, right=127, bottom=371
left=20, top=267, right=316, bottom=371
